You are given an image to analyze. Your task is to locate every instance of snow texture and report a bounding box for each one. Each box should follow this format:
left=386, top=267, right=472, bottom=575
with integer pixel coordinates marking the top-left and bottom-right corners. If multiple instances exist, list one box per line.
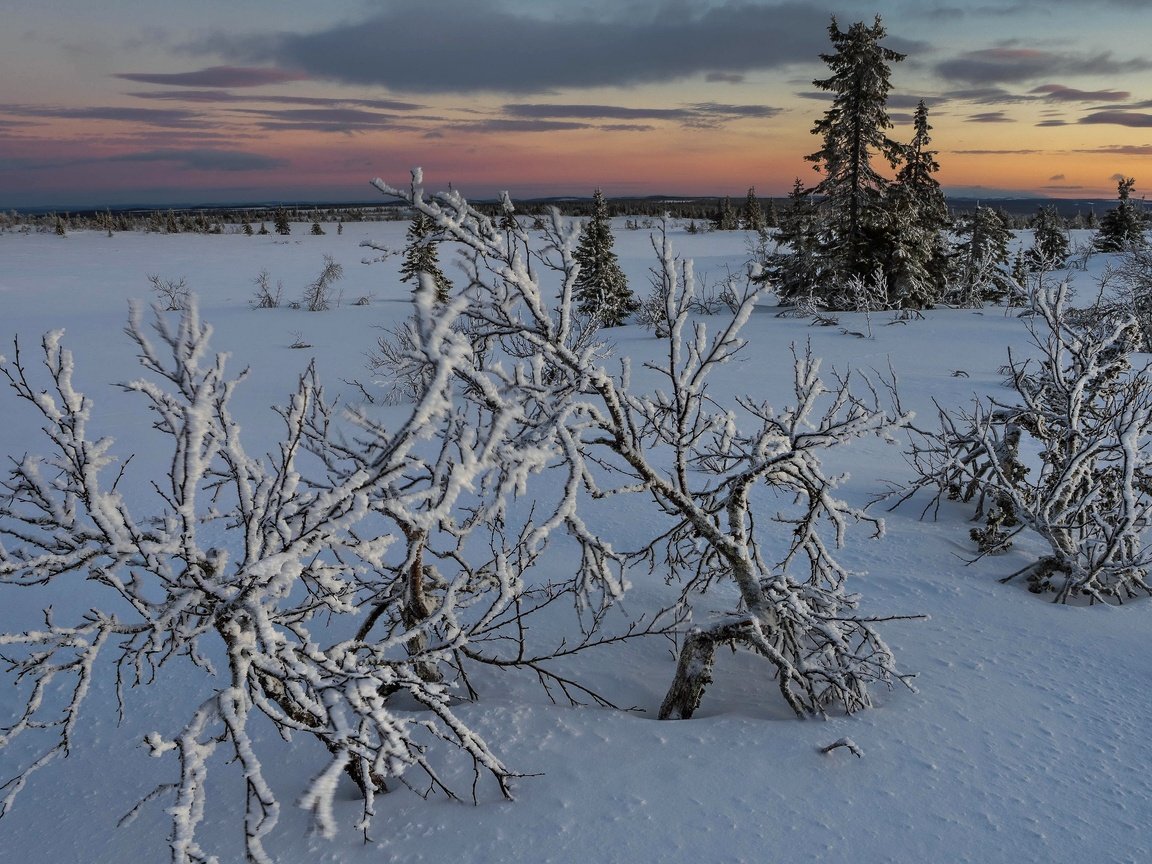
left=1, top=212, right=1150, bottom=863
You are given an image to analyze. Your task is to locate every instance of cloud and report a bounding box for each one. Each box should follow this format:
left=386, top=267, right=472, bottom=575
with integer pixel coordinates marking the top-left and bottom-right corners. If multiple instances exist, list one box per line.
left=0, top=104, right=206, bottom=128
left=936, top=47, right=1152, bottom=85
left=0, top=148, right=285, bottom=174
left=951, top=148, right=1042, bottom=155
left=115, top=66, right=308, bottom=88
left=1049, top=174, right=1066, bottom=181
left=1076, top=144, right=1152, bottom=156
left=886, top=94, right=944, bottom=110
left=129, top=91, right=423, bottom=111
left=1036, top=119, right=1069, bottom=126
left=206, top=2, right=914, bottom=94
left=107, top=149, right=287, bottom=171
left=706, top=72, right=745, bottom=84
left=501, top=102, right=781, bottom=128
left=942, top=87, right=1037, bottom=105
left=227, top=107, right=414, bottom=133
left=967, top=111, right=1014, bottom=123
left=1030, top=84, right=1131, bottom=102
left=1079, top=111, right=1152, bottom=127
left=450, top=119, right=607, bottom=133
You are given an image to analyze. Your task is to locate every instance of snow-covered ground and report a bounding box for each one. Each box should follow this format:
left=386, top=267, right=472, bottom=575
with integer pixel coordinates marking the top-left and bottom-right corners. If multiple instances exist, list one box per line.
left=1, top=218, right=1149, bottom=863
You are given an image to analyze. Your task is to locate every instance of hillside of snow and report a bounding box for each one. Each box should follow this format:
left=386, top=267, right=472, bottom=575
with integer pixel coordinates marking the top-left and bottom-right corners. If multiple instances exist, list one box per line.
left=0, top=218, right=1149, bottom=864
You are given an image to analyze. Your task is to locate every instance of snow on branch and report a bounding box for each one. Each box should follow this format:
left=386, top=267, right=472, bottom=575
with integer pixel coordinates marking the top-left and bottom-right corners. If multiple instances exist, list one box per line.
left=374, top=171, right=919, bottom=722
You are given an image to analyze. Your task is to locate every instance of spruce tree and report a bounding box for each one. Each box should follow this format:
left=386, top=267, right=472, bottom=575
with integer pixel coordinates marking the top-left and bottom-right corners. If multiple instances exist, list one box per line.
left=764, top=199, right=780, bottom=229
left=741, top=186, right=766, bottom=233
left=1027, top=205, right=1069, bottom=269
left=768, top=179, right=827, bottom=305
left=712, top=196, right=737, bottom=231
left=400, top=211, right=452, bottom=303
left=884, top=101, right=949, bottom=307
left=1095, top=177, right=1146, bottom=252
left=273, top=206, right=291, bottom=236
left=806, top=16, right=905, bottom=295
left=573, top=189, right=637, bottom=326
left=952, top=205, right=1013, bottom=303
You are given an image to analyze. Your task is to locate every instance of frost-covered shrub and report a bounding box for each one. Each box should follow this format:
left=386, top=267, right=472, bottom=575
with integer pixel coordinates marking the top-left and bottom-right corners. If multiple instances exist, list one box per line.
left=301, top=254, right=343, bottom=311
left=375, top=170, right=917, bottom=721
left=0, top=296, right=526, bottom=862
left=147, top=273, right=190, bottom=310
left=899, top=283, right=1152, bottom=603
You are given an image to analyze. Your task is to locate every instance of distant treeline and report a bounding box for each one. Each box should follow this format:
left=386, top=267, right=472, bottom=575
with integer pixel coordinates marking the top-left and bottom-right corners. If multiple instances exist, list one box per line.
left=0, top=194, right=1142, bottom=235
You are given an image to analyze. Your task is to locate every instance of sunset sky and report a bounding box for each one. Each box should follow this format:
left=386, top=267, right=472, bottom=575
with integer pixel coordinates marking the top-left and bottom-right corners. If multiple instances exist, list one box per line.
left=3, top=0, right=1152, bottom=208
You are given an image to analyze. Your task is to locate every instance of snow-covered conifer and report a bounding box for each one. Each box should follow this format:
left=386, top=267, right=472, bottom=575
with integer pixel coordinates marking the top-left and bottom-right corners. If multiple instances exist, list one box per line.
left=950, top=205, right=1013, bottom=304
left=740, top=186, right=766, bottom=233
left=1095, top=177, right=1146, bottom=252
left=399, top=211, right=452, bottom=303
left=767, top=179, right=827, bottom=306
left=884, top=101, right=949, bottom=307
left=573, top=189, right=637, bottom=326
left=272, top=206, right=291, bottom=236
left=1027, top=204, right=1069, bottom=270
left=713, top=195, right=738, bottom=231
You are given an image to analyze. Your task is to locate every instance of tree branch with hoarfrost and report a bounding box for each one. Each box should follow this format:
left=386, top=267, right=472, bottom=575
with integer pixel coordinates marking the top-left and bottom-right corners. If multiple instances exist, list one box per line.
left=0, top=292, right=522, bottom=862
left=896, top=283, right=1152, bottom=603
left=373, top=170, right=918, bottom=721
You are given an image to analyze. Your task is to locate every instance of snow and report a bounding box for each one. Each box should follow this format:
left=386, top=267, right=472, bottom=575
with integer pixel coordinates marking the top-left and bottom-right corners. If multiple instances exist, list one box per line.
left=2, top=221, right=1150, bottom=863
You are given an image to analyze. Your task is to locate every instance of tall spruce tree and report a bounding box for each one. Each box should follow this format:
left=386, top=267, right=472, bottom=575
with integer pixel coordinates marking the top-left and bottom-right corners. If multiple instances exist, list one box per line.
left=1095, top=177, right=1146, bottom=252
left=400, top=211, right=452, bottom=303
left=806, top=16, right=905, bottom=297
left=884, top=101, right=949, bottom=307
left=574, top=189, right=637, bottom=326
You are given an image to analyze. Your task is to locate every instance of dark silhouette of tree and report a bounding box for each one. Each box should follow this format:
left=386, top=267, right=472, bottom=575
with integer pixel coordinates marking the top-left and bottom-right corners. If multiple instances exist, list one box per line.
left=806, top=16, right=905, bottom=291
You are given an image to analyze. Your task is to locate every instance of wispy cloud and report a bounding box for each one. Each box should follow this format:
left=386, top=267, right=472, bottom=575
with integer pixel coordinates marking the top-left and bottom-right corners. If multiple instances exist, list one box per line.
left=950, top=148, right=1043, bottom=155
left=450, top=119, right=616, bottom=134
left=502, top=102, right=781, bottom=128
left=1076, top=144, right=1152, bottom=155
left=107, top=148, right=287, bottom=171
left=1079, top=111, right=1152, bottom=127
left=115, top=66, right=308, bottom=88
left=0, top=148, right=283, bottom=173
left=942, top=87, right=1037, bottom=105
left=226, top=107, right=416, bottom=133
left=0, top=104, right=206, bottom=128
left=1029, top=84, right=1131, bottom=101
left=966, top=111, right=1015, bottom=123
left=129, top=91, right=422, bottom=111
left=936, top=47, right=1152, bottom=85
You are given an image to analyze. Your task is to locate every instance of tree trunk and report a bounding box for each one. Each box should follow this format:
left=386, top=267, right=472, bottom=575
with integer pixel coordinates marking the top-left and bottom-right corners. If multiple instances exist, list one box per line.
left=658, top=619, right=758, bottom=720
